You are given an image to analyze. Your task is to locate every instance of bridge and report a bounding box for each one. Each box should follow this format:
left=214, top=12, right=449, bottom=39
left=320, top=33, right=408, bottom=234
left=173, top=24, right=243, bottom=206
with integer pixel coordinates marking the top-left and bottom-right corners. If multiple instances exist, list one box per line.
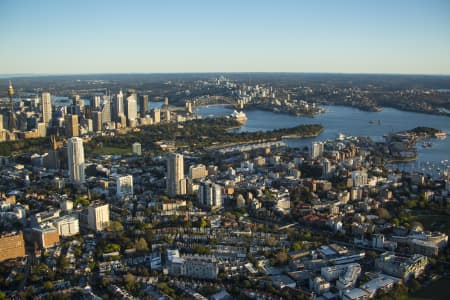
left=189, top=95, right=245, bottom=110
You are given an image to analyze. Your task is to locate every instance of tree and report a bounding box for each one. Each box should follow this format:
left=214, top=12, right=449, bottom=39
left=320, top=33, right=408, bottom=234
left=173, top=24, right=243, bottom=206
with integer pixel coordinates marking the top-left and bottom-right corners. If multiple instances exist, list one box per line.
left=124, top=273, right=136, bottom=292
left=376, top=208, right=391, bottom=220
left=109, top=220, right=124, bottom=232
left=43, top=281, right=54, bottom=291
left=136, top=238, right=149, bottom=252
left=275, top=249, right=289, bottom=265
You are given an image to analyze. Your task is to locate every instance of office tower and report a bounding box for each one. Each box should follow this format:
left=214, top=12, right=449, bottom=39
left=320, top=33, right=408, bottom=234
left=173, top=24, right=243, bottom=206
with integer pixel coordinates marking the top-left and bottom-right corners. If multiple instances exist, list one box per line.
left=311, top=141, right=324, bottom=159
left=101, top=98, right=111, bottom=125
left=46, top=136, right=61, bottom=169
left=65, top=114, right=79, bottom=137
left=0, top=114, right=3, bottom=130
left=189, top=164, right=207, bottom=180
left=92, top=95, right=101, bottom=109
left=92, top=111, right=102, bottom=132
left=116, top=175, right=133, bottom=197
left=186, top=101, right=193, bottom=114
left=152, top=108, right=161, bottom=124
left=125, top=93, right=137, bottom=123
left=199, top=182, right=223, bottom=209
left=114, top=90, right=124, bottom=120
left=165, top=109, right=171, bottom=123
left=140, top=95, right=149, bottom=114
left=352, top=170, right=368, bottom=187
left=67, top=137, right=85, bottom=184
left=41, top=92, right=52, bottom=126
left=167, top=153, right=185, bottom=196
left=322, top=158, right=331, bottom=179
left=87, top=203, right=110, bottom=232
left=163, top=96, right=169, bottom=109
left=7, top=81, right=16, bottom=131
left=132, top=142, right=142, bottom=155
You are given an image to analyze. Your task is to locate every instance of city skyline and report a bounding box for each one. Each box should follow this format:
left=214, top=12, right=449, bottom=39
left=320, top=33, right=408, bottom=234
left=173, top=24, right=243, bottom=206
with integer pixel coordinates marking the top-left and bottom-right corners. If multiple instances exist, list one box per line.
left=1, top=0, right=450, bottom=75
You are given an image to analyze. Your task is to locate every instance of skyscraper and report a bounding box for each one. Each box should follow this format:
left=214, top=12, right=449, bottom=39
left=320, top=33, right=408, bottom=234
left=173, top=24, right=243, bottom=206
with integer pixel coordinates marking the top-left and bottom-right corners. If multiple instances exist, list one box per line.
left=101, top=98, right=111, bottom=125
left=114, top=90, right=124, bottom=120
left=199, top=181, right=223, bottom=209
left=140, top=95, right=149, bottom=114
left=64, top=114, right=79, bottom=137
left=41, top=92, right=52, bottom=127
left=152, top=108, right=161, bottom=124
left=167, top=153, right=185, bottom=197
left=92, top=95, right=101, bottom=109
left=92, top=111, right=102, bottom=132
left=67, top=137, right=85, bottom=184
left=7, top=81, right=16, bottom=131
left=125, top=93, right=137, bottom=124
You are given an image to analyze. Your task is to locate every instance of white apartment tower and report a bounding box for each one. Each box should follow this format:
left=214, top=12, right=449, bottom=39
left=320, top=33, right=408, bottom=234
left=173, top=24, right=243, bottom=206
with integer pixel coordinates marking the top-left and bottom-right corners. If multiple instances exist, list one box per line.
left=116, top=175, right=133, bottom=197
left=67, top=137, right=85, bottom=184
left=41, top=92, right=52, bottom=126
left=167, top=153, right=185, bottom=197
left=87, top=203, right=110, bottom=232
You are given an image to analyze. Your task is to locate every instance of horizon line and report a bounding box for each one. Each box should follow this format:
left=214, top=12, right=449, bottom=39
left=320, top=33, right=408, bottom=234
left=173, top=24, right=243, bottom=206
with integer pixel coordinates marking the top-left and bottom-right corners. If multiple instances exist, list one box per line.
left=1, top=71, right=450, bottom=78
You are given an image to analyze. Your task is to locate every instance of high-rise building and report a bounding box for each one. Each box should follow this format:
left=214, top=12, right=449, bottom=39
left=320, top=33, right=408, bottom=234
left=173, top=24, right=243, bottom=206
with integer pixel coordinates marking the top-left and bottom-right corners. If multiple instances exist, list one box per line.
left=311, top=142, right=324, bottom=159
left=92, top=111, right=102, bottom=132
left=125, top=93, right=138, bottom=124
left=199, top=181, right=222, bottom=209
left=140, top=95, right=149, bottom=114
left=41, top=92, right=52, bottom=126
left=0, top=114, right=3, bottom=131
left=101, top=98, right=111, bottom=125
left=87, top=203, right=110, bottom=232
left=352, top=170, right=368, bottom=187
left=116, top=175, right=133, bottom=197
left=65, top=114, right=79, bottom=137
left=114, top=90, right=124, bottom=120
left=167, top=153, right=185, bottom=196
left=67, top=137, right=85, bottom=184
left=163, top=96, right=169, bottom=109
left=92, top=95, right=101, bottom=109
left=152, top=108, right=161, bottom=124
left=189, top=164, right=207, bottom=180
left=7, top=81, right=16, bottom=131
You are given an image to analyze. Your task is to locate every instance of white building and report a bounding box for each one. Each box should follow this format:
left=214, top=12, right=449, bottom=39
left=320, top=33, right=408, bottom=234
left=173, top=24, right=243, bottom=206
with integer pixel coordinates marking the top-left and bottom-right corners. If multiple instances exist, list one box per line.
left=167, top=153, right=185, bottom=196
left=87, top=203, right=110, bottom=232
left=352, top=170, right=368, bottom=187
left=116, top=175, right=133, bottom=197
left=311, top=142, right=325, bottom=159
left=67, top=137, right=85, bottom=184
left=125, top=94, right=137, bottom=123
left=166, top=249, right=218, bottom=280
left=41, top=92, right=52, bottom=126
left=132, top=142, right=142, bottom=155
left=199, top=181, right=222, bottom=209
left=53, top=215, right=79, bottom=237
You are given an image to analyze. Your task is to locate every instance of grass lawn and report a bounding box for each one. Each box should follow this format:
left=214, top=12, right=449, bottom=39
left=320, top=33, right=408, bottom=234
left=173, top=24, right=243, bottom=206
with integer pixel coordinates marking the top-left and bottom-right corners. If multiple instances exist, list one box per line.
left=91, top=146, right=130, bottom=155
left=410, top=278, right=450, bottom=300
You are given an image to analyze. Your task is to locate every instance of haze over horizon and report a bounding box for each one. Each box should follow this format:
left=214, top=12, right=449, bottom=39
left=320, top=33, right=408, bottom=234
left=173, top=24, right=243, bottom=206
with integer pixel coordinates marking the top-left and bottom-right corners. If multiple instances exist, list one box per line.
left=1, top=0, right=450, bottom=75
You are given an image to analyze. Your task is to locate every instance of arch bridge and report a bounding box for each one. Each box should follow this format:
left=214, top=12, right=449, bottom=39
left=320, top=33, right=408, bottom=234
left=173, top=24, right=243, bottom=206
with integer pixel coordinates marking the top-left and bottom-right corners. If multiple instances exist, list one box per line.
left=190, top=95, right=245, bottom=110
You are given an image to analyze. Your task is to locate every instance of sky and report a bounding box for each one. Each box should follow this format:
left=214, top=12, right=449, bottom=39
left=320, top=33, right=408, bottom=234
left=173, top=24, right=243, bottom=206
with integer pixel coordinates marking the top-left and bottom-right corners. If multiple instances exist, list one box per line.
left=0, top=0, right=450, bottom=75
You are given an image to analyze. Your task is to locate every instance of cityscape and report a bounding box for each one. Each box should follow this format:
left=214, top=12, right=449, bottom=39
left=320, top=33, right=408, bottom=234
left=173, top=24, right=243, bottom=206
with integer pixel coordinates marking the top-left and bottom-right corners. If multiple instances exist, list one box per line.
left=1, top=1, right=450, bottom=300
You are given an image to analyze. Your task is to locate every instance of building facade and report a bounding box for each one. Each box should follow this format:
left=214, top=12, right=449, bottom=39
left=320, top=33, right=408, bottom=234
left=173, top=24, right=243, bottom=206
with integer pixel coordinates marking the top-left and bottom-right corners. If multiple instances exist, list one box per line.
left=67, top=137, right=85, bottom=184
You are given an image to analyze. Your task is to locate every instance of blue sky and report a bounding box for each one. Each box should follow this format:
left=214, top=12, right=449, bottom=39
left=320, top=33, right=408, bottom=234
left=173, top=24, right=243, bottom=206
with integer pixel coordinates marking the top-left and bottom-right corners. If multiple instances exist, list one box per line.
left=1, top=0, right=449, bottom=74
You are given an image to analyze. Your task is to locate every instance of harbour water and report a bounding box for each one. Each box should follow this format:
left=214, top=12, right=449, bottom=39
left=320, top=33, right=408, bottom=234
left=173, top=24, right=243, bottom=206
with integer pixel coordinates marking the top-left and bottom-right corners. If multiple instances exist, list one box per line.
left=195, top=105, right=450, bottom=175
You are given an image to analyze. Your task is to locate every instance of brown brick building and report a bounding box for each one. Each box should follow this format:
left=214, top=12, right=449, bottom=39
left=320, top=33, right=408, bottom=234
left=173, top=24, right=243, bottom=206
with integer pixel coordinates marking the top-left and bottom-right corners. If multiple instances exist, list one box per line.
left=0, top=231, right=26, bottom=262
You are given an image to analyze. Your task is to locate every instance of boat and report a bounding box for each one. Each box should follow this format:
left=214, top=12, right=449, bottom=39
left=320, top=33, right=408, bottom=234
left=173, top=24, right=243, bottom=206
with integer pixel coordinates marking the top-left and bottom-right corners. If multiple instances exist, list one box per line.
left=422, top=142, right=433, bottom=148
left=230, top=110, right=248, bottom=123
left=434, top=131, right=447, bottom=139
